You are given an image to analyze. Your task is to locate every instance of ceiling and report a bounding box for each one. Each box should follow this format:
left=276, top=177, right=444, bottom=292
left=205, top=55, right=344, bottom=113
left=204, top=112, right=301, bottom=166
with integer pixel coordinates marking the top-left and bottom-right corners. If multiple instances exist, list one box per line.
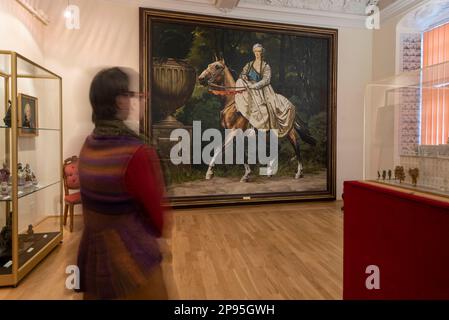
left=378, top=0, right=398, bottom=10
left=399, top=0, right=449, bottom=30
left=33, top=0, right=417, bottom=30
left=241, top=0, right=375, bottom=15
left=239, top=0, right=400, bottom=15
left=104, top=0, right=398, bottom=16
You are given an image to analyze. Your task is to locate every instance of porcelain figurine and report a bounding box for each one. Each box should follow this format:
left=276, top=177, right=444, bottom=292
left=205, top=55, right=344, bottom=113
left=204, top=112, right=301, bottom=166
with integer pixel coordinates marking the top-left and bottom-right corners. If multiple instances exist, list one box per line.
left=24, top=164, right=34, bottom=187
left=0, top=163, right=10, bottom=183
left=17, top=163, right=25, bottom=186
left=24, top=164, right=32, bottom=181
left=31, top=173, right=38, bottom=186
left=1, top=182, right=8, bottom=196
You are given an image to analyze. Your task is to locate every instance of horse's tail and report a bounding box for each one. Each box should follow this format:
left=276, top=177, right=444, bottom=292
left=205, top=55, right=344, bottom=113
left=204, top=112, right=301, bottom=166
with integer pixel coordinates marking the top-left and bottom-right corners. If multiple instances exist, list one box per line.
left=294, top=115, right=317, bottom=146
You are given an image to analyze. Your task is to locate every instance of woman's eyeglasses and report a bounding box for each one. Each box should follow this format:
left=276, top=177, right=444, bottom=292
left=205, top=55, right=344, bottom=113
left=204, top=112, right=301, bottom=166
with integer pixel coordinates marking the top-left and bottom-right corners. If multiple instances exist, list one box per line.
left=121, top=91, right=148, bottom=98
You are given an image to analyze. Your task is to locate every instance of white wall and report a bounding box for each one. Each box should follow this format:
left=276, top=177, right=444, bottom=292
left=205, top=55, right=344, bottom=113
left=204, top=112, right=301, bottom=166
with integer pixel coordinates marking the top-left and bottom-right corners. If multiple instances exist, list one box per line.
left=372, top=17, right=398, bottom=81
left=336, top=27, right=372, bottom=198
left=39, top=0, right=140, bottom=159
left=0, top=0, right=45, bottom=64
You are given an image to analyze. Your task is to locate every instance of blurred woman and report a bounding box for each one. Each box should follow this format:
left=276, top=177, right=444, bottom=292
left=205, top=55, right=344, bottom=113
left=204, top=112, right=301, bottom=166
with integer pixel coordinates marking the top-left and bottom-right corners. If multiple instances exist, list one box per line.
left=77, top=67, right=169, bottom=300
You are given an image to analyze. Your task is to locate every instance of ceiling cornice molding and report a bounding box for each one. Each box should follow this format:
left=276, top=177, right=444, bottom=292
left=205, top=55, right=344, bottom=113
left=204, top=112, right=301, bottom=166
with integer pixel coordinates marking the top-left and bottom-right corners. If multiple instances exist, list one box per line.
left=132, top=0, right=367, bottom=28
left=380, top=0, right=432, bottom=23
left=241, top=0, right=371, bottom=15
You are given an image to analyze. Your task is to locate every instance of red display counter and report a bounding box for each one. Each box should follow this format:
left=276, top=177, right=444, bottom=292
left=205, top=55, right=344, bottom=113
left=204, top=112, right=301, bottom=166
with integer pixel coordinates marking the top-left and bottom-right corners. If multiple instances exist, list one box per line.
left=343, top=181, right=449, bottom=299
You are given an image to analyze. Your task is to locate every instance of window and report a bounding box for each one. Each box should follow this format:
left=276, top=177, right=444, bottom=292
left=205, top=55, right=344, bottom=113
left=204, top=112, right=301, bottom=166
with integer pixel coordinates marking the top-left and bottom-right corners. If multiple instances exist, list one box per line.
left=421, top=22, right=449, bottom=145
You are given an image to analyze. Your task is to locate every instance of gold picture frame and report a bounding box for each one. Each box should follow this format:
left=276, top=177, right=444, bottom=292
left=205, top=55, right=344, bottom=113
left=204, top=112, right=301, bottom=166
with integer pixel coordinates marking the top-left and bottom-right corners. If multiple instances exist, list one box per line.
left=17, top=93, right=39, bottom=137
left=140, top=8, right=338, bottom=207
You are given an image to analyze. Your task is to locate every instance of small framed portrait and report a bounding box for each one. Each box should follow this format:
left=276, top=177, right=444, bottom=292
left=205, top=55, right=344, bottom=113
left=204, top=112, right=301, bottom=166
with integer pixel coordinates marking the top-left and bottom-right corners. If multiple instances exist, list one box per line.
left=18, top=93, right=39, bottom=137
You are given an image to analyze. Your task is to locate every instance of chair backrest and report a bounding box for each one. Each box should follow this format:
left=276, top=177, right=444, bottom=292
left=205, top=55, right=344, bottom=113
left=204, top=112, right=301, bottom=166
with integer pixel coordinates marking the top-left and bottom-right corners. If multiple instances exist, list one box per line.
left=63, top=156, right=79, bottom=194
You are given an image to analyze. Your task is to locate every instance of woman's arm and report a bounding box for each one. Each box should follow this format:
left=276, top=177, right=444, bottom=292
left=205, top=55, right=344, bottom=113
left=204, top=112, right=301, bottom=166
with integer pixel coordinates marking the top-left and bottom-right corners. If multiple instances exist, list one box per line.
left=252, top=62, right=271, bottom=89
left=125, top=145, right=167, bottom=237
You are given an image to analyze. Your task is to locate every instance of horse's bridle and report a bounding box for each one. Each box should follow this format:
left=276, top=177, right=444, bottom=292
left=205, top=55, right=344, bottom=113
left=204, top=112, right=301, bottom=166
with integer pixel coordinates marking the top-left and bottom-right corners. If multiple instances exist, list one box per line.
left=205, top=63, right=246, bottom=95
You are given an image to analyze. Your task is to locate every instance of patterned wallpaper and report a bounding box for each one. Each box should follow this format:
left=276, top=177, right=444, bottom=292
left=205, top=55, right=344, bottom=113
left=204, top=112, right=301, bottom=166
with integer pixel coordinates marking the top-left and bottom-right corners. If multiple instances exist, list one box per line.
left=398, top=33, right=421, bottom=155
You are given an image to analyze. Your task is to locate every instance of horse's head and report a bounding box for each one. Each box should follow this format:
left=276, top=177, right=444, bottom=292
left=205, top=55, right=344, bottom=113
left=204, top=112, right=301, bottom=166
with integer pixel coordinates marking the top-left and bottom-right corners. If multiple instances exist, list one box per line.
left=198, top=59, right=226, bottom=87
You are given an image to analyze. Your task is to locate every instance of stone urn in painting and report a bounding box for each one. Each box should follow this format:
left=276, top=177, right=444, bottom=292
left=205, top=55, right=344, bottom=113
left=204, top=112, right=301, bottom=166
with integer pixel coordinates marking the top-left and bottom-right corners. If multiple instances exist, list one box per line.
left=152, top=58, right=196, bottom=125
left=151, top=58, right=195, bottom=161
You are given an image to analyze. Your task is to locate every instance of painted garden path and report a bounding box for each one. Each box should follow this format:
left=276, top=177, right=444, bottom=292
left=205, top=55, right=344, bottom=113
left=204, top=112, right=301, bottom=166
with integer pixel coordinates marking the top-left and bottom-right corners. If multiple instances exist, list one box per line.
left=167, top=170, right=327, bottom=197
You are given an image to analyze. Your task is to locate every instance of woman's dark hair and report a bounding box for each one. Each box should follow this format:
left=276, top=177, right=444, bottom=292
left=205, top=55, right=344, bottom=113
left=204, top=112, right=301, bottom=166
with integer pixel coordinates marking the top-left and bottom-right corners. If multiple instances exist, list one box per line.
left=89, top=67, right=129, bottom=122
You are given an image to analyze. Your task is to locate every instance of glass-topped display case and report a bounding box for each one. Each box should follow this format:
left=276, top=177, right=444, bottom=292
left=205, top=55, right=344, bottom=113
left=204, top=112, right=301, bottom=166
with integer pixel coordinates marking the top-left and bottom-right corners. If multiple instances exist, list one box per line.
left=0, top=51, right=62, bottom=286
left=364, top=61, right=449, bottom=197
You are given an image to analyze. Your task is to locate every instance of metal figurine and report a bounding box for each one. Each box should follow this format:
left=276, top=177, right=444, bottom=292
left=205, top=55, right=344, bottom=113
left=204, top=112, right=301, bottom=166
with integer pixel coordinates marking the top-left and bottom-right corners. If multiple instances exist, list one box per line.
left=3, top=100, right=11, bottom=127
left=408, top=168, right=419, bottom=187
left=382, top=170, right=386, bottom=180
left=26, top=224, right=34, bottom=242
left=388, top=169, right=392, bottom=180
left=0, top=212, right=12, bottom=263
left=395, top=166, right=406, bottom=183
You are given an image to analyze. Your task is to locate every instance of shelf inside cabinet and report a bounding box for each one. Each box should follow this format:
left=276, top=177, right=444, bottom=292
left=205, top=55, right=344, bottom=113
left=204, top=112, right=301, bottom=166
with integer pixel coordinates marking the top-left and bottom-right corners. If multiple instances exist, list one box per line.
left=0, top=126, right=60, bottom=132
left=0, top=181, right=60, bottom=201
left=0, top=232, right=60, bottom=275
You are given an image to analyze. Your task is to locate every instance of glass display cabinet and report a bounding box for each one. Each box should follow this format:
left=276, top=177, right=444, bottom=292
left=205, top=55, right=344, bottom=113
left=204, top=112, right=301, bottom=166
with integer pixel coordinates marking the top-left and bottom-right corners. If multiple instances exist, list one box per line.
left=364, top=61, right=449, bottom=198
left=0, top=51, right=62, bottom=286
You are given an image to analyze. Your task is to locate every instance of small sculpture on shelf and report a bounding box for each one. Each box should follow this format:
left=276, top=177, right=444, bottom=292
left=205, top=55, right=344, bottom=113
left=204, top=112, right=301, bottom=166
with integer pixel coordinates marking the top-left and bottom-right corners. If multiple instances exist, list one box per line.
left=25, top=224, right=34, bottom=242
left=382, top=170, right=386, bottom=180
left=17, top=163, right=26, bottom=186
left=24, top=164, right=33, bottom=187
left=0, top=163, right=10, bottom=183
left=0, top=212, right=12, bottom=263
left=14, top=163, right=38, bottom=188
left=0, top=163, right=10, bottom=196
left=25, top=164, right=32, bottom=179
left=377, top=171, right=381, bottom=180
left=27, top=164, right=38, bottom=186
left=388, top=169, right=392, bottom=180
left=1, top=182, right=8, bottom=196
left=395, top=166, right=406, bottom=183
left=31, top=173, right=38, bottom=186
left=3, top=100, right=12, bottom=127
left=408, top=168, right=419, bottom=187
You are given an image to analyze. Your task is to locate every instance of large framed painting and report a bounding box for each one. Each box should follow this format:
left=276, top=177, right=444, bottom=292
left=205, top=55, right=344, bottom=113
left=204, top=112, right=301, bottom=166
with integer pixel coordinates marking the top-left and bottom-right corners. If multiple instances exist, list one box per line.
left=140, top=8, right=337, bottom=207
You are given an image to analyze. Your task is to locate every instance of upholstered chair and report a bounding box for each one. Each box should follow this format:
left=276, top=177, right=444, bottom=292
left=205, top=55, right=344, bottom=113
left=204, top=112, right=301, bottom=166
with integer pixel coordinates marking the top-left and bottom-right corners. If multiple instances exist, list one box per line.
left=62, top=156, right=81, bottom=232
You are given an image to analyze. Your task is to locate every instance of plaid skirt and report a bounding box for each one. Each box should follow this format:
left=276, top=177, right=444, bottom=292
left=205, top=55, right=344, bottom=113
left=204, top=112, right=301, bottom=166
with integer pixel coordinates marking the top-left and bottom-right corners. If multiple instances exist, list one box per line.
left=76, top=209, right=162, bottom=299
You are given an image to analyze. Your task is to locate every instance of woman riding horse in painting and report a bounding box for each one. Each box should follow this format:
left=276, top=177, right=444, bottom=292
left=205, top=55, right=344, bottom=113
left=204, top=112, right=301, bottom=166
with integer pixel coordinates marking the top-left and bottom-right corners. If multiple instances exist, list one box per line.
left=198, top=43, right=316, bottom=182
left=236, top=43, right=296, bottom=139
